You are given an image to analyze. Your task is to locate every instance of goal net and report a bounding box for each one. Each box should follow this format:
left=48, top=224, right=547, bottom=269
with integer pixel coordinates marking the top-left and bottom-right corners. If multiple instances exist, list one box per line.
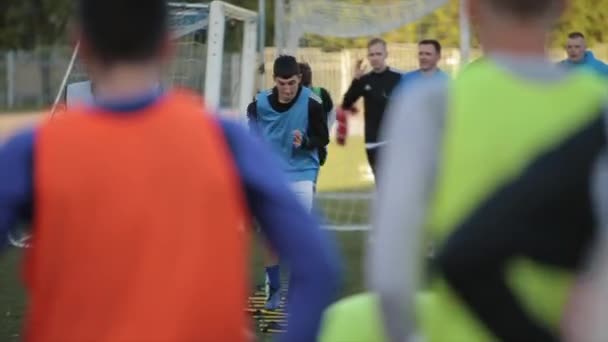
left=51, top=1, right=257, bottom=117
left=276, top=0, right=452, bottom=231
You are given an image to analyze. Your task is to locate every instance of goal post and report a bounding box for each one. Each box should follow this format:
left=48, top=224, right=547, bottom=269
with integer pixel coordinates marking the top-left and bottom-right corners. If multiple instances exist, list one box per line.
left=204, top=1, right=258, bottom=112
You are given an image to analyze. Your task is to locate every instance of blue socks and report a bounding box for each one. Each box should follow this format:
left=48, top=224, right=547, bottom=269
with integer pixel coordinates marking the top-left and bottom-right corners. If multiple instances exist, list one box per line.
left=265, top=265, right=281, bottom=291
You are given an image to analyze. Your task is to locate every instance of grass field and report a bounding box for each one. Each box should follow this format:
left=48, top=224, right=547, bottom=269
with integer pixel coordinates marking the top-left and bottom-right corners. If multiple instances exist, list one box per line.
left=0, top=231, right=366, bottom=341
left=317, top=135, right=374, bottom=192
left=0, top=250, right=27, bottom=342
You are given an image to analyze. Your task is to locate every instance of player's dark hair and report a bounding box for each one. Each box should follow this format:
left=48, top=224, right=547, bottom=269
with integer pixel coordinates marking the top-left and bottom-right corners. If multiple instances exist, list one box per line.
left=78, top=0, right=168, bottom=64
left=568, top=32, right=585, bottom=39
left=487, top=0, right=561, bottom=18
left=299, top=62, right=312, bottom=87
left=419, top=39, right=442, bottom=54
left=367, top=38, right=387, bottom=49
left=273, top=55, right=300, bottom=78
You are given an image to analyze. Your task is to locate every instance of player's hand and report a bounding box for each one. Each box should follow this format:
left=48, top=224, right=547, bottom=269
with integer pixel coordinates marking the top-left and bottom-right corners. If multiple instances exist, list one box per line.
left=293, top=130, right=303, bottom=148
left=336, top=109, right=348, bottom=146
left=354, top=59, right=366, bottom=79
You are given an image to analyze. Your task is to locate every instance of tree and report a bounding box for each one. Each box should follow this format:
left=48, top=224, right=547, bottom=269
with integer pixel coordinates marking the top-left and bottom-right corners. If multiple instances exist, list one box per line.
left=553, top=0, right=608, bottom=46
left=0, top=0, right=72, bottom=49
left=301, top=0, right=608, bottom=49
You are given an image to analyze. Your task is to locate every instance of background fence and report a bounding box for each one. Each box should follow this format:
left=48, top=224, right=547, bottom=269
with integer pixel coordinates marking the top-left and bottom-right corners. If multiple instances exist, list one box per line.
left=0, top=47, right=75, bottom=111
left=1, top=43, right=606, bottom=112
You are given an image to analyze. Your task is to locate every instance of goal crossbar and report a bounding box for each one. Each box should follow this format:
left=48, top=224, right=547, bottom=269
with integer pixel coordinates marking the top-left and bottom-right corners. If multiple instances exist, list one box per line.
left=205, top=1, right=258, bottom=112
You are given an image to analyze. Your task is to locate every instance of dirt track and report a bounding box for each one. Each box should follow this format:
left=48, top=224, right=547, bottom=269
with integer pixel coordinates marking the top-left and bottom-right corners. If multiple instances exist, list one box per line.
left=0, top=112, right=44, bottom=139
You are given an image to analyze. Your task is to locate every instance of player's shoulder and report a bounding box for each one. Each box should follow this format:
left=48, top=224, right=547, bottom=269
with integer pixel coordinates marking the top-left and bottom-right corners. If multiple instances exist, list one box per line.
left=399, top=70, right=418, bottom=83
left=388, top=67, right=405, bottom=75
left=401, top=69, right=419, bottom=77
left=0, top=126, right=37, bottom=161
left=319, top=87, right=333, bottom=100
left=597, top=60, right=608, bottom=76
left=247, top=97, right=257, bottom=109
left=385, top=67, right=405, bottom=82
left=249, top=89, right=273, bottom=106
left=304, top=90, right=323, bottom=112
left=307, top=90, right=323, bottom=105
left=359, top=71, right=375, bottom=81
left=252, top=88, right=272, bottom=100
left=255, top=88, right=273, bottom=99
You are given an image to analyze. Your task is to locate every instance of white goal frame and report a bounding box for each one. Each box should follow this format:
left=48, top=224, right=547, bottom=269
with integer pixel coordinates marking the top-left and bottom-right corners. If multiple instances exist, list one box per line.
left=201, top=1, right=258, bottom=111
left=52, top=1, right=258, bottom=115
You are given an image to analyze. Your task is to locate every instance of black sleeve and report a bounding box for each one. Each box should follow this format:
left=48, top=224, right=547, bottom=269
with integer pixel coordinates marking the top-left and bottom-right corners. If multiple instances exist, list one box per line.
left=246, top=100, right=257, bottom=119
left=320, top=88, right=334, bottom=115
left=436, top=114, right=607, bottom=342
left=342, top=77, right=364, bottom=109
left=246, top=100, right=258, bottom=133
left=303, top=100, right=329, bottom=150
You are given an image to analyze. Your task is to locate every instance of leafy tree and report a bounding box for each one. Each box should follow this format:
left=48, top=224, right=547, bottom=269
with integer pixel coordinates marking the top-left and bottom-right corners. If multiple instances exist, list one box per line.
left=302, top=0, right=608, bottom=49
left=0, top=0, right=72, bottom=49
left=553, top=0, right=608, bottom=46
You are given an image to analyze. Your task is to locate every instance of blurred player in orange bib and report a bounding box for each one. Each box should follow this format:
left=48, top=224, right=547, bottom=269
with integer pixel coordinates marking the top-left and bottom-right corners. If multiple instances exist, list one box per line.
left=0, top=0, right=340, bottom=341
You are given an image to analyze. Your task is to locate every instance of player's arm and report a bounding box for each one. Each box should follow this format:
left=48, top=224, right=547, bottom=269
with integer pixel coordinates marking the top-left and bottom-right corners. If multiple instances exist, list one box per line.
left=320, top=88, right=334, bottom=116
left=600, top=61, right=608, bottom=77
left=299, top=100, right=329, bottom=150
left=246, top=99, right=259, bottom=133
left=219, top=119, right=341, bottom=342
left=366, top=81, right=447, bottom=342
left=0, top=129, right=35, bottom=251
left=320, top=88, right=337, bottom=129
left=341, top=76, right=364, bottom=110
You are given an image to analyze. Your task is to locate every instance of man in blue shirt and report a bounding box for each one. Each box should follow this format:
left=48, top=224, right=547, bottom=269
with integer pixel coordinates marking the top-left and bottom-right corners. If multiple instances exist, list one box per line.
left=558, top=32, right=608, bottom=77
left=400, top=39, right=450, bottom=88
left=247, top=55, right=330, bottom=310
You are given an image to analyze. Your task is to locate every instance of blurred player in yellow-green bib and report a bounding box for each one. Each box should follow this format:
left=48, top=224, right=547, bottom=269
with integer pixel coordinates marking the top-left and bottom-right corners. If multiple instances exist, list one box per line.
left=320, top=0, right=608, bottom=341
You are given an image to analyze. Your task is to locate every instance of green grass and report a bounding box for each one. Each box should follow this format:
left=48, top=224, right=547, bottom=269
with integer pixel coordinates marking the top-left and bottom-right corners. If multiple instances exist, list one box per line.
left=317, top=136, right=373, bottom=192
left=0, top=231, right=366, bottom=341
left=316, top=135, right=373, bottom=227
left=249, top=231, right=366, bottom=295
left=0, top=249, right=27, bottom=342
